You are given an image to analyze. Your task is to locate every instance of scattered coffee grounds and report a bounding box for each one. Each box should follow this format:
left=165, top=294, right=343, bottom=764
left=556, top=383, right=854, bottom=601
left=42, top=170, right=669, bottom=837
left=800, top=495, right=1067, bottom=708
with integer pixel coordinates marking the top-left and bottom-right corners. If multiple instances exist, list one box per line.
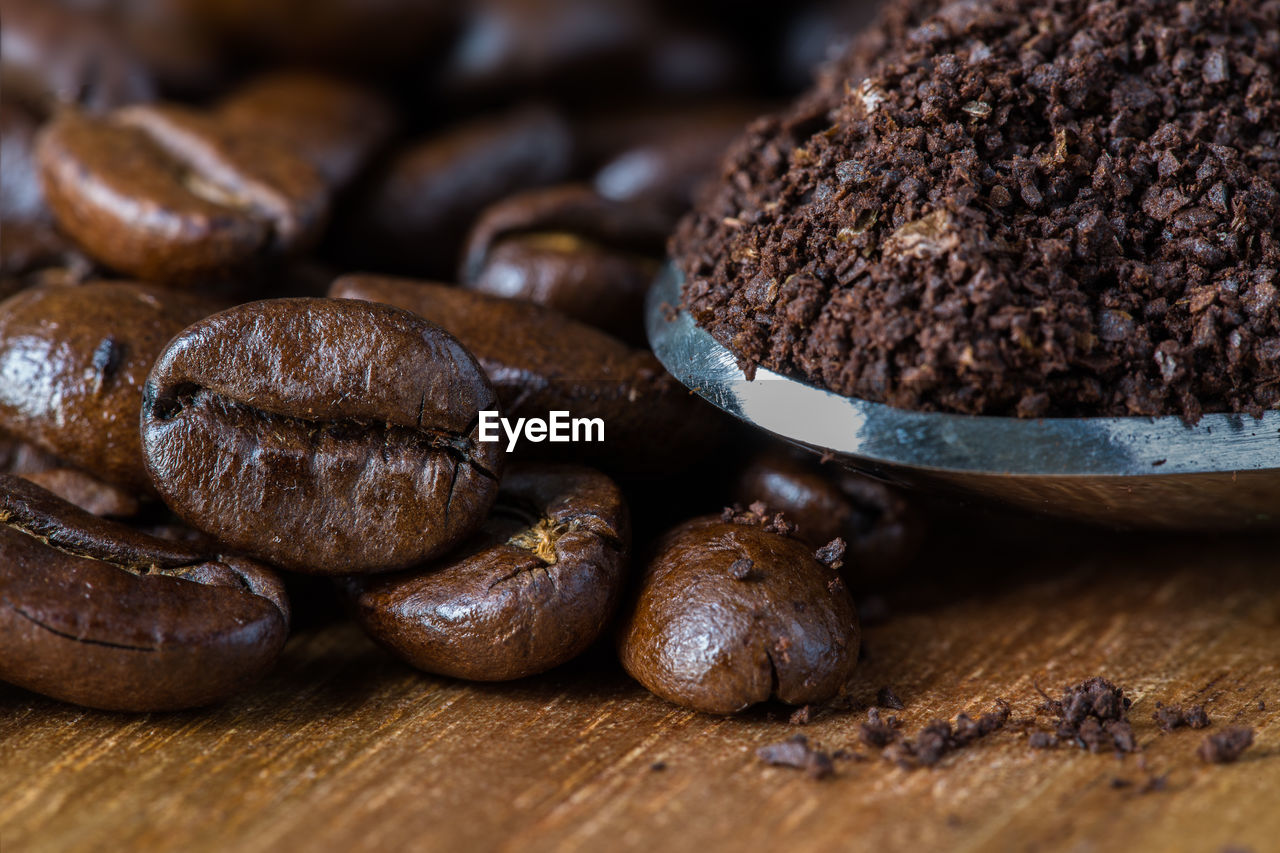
left=673, top=0, right=1280, bottom=421
left=1198, top=727, right=1255, bottom=764
left=729, top=557, right=756, bottom=581
left=720, top=501, right=797, bottom=537
left=876, top=686, right=906, bottom=711
left=756, top=734, right=836, bottom=779
left=1153, top=702, right=1211, bottom=732
left=859, top=707, right=903, bottom=748
left=881, top=700, right=1011, bottom=768
left=1036, top=677, right=1137, bottom=754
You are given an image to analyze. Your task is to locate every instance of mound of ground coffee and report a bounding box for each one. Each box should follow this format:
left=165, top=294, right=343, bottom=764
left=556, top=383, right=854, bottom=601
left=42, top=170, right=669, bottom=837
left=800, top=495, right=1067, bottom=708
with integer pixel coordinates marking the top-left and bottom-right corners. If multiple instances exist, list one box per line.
left=673, top=0, right=1280, bottom=421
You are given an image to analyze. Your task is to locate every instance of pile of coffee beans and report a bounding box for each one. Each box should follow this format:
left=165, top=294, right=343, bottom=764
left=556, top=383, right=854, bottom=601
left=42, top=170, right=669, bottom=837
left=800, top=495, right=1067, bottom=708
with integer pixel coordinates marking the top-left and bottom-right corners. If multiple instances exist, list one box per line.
left=0, top=0, right=917, bottom=715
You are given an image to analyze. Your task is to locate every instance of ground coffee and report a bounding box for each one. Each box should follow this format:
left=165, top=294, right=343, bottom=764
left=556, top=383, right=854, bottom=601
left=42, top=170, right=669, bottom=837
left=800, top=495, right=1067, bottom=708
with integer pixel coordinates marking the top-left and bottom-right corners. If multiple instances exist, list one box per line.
left=673, top=0, right=1280, bottom=421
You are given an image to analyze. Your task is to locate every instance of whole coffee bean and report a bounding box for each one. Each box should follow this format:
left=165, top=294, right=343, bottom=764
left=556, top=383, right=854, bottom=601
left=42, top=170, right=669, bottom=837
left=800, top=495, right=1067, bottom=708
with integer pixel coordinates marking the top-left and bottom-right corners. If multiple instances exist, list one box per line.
left=585, top=105, right=758, bottom=215
left=734, top=450, right=922, bottom=580
left=1, top=101, right=48, bottom=226
left=440, top=0, right=656, bottom=106
left=0, top=0, right=156, bottom=114
left=341, top=464, right=629, bottom=681
left=0, top=441, right=135, bottom=517
left=329, top=276, right=717, bottom=475
left=141, top=298, right=504, bottom=574
left=36, top=104, right=328, bottom=282
left=217, top=72, right=396, bottom=190
left=460, top=185, right=669, bottom=343
left=618, top=507, right=859, bottom=714
left=0, top=475, right=289, bottom=711
left=0, top=282, right=223, bottom=493
left=344, top=106, right=574, bottom=279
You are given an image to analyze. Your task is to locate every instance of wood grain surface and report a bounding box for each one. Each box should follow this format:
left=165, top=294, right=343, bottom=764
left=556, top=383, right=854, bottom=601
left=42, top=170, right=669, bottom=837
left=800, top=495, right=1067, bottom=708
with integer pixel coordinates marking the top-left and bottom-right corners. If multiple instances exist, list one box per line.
left=2, top=524, right=1277, bottom=853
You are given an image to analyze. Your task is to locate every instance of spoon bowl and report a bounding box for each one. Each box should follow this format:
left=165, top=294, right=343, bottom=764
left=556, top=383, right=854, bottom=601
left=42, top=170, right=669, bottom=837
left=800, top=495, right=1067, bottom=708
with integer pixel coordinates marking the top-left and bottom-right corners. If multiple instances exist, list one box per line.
left=647, top=264, right=1280, bottom=529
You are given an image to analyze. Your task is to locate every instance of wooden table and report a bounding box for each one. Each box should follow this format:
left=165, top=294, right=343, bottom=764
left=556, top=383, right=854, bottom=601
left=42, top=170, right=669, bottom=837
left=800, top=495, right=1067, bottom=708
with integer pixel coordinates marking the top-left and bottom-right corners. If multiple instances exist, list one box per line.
left=3, top=521, right=1277, bottom=853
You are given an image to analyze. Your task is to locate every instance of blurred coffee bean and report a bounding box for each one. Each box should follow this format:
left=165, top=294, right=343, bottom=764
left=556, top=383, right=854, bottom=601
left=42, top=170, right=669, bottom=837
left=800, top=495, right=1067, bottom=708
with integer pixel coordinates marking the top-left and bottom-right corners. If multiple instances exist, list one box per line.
left=0, top=474, right=290, bottom=711
left=1, top=101, right=49, bottom=226
left=177, top=0, right=457, bottom=73
left=734, top=450, right=923, bottom=581
left=618, top=507, right=859, bottom=715
left=343, top=106, right=574, bottom=279
left=36, top=104, right=328, bottom=282
left=0, top=0, right=156, bottom=114
left=330, top=276, right=719, bottom=476
left=141, top=298, right=504, bottom=575
left=217, top=72, right=396, bottom=190
left=583, top=104, right=759, bottom=215
left=0, top=282, right=223, bottom=492
left=17, top=468, right=142, bottom=518
left=1, top=439, right=141, bottom=518
left=780, top=0, right=884, bottom=90
left=440, top=0, right=655, bottom=106
left=340, top=464, right=629, bottom=681
left=460, top=185, right=668, bottom=343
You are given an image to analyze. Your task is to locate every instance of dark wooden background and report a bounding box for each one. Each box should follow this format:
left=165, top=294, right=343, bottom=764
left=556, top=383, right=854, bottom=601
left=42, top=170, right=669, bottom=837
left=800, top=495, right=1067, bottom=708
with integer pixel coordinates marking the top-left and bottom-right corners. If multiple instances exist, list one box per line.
left=2, top=516, right=1277, bottom=853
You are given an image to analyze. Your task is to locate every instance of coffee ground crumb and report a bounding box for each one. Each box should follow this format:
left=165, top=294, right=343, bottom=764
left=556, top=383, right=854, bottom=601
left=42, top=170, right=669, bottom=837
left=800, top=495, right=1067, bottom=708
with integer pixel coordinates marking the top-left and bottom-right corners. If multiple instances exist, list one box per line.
left=1037, top=677, right=1137, bottom=754
left=757, top=734, right=836, bottom=779
left=859, top=707, right=902, bottom=748
left=880, top=700, right=1011, bottom=768
left=876, top=686, right=906, bottom=711
left=1198, top=727, right=1255, bottom=764
left=720, top=502, right=796, bottom=537
left=789, top=704, right=815, bottom=725
left=1154, top=702, right=1211, bottom=732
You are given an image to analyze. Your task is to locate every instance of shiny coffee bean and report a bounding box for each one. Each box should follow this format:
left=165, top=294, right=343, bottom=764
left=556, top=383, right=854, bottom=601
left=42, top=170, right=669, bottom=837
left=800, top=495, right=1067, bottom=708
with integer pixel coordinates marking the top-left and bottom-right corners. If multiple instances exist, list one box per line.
left=36, top=104, right=328, bottom=282
left=460, top=185, right=668, bottom=343
left=345, top=106, right=574, bottom=278
left=618, top=508, right=859, bottom=714
left=341, top=464, right=629, bottom=681
left=329, top=276, right=717, bottom=475
left=1, top=440, right=141, bottom=518
left=0, top=475, right=289, bottom=711
left=217, top=72, right=396, bottom=190
left=585, top=105, right=757, bottom=215
left=1, top=101, right=48, bottom=226
left=0, top=282, right=222, bottom=493
left=440, top=0, right=656, bottom=106
left=734, top=450, right=922, bottom=580
left=0, top=0, right=156, bottom=114
left=141, top=298, right=505, bottom=574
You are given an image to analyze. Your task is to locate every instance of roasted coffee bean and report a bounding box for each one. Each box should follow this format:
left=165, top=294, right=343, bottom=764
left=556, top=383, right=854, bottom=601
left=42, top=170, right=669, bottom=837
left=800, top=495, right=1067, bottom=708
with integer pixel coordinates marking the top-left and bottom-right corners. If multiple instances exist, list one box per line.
left=36, top=104, right=328, bottom=282
left=734, top=450, right=922, bottom=580
left=141, top=298, right=504, bottom=575
left=217, top=72, right=396, bottom=190
left=460, top=185, right=669, bottom=343
left=329, top=276, right=718, bottom=475
left=0, top=475, right=289, bottom=711
left=0, top=440, right=139, bottom=518
left=439, top=0, right=657, bottom=106
left=187, top=0, right=456, bottom=72
left=586, top=105, right=758, bottom=215
left=0, top=282, right=222, bottom=493
left=341, top=464, right=629, bottom=681
left=1, top=101, right=48, bottom=227
left=618, top=509, right=859, bottom=714
left=0, top=0, right=156, bottom=114
left=344, top=106, right=574, bottom=278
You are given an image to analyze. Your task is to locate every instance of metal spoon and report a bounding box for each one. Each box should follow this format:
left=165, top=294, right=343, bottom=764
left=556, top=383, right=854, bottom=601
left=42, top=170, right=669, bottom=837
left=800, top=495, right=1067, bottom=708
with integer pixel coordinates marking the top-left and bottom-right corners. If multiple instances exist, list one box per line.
left=646, top=264, right=1280, bottom=530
